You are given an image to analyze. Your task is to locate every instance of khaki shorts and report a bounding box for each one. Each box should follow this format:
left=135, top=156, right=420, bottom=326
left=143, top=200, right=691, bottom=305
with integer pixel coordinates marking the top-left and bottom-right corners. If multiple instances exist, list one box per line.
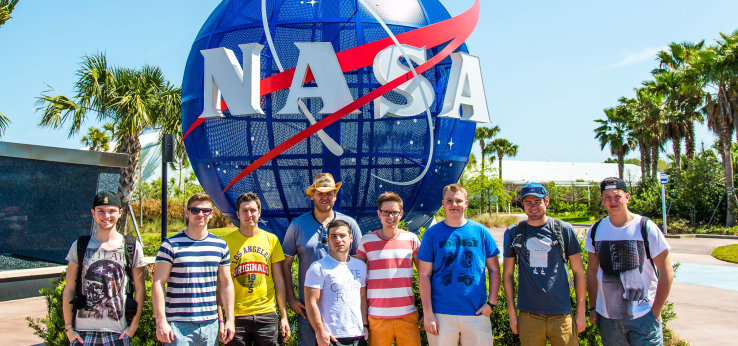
left=368, top=312, right=421, bottom=346
left=518, top=311, right=578, bottom=346
left=427, top=313, right=493, bottom=346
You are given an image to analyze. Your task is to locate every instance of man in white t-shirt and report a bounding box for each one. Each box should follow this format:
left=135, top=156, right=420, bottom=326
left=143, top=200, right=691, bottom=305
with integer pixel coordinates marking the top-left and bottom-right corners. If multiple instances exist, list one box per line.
left=585, top=177, right=674, bottom=346
left=304, top=220, right=368, bottom=346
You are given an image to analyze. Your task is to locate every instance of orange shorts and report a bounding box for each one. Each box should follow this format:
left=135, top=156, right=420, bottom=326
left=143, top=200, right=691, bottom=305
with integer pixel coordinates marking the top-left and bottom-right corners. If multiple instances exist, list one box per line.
left=368, top=312, right=421, bottom=346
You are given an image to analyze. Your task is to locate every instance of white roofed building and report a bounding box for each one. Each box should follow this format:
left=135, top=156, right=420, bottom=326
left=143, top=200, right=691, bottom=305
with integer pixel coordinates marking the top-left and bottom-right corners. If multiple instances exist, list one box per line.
left=467, top=160, right=641, bottom=185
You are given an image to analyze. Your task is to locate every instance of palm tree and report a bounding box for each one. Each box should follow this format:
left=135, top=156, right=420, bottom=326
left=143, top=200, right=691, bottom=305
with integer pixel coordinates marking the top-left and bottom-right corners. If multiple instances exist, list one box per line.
left=0, top=0, right=19, bottom=28
left=80, top=123, right=114, bottom=151
left=490, top=138, right=518, bottom=179
left=619, top=97, right=651, bottom=178
left=37, top=53, right=182, bottom=232
left=474, top=125, right=500, bottom=212
left=0, top=112, right=8, bottom=138
left=690, top=31, right=738, bottom=226
left=636, top=85, right=667, bottom=177
left=594, top=106, right=637, bottom=179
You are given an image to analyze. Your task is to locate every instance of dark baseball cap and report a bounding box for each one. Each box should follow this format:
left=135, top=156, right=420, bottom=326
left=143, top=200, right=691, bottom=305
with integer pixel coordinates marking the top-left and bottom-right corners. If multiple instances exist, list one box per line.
left=520, top=182, right=547, bottom=198
left=93, top=191, right=122, bottom=208
left=600, top=177, right=628, bottom=193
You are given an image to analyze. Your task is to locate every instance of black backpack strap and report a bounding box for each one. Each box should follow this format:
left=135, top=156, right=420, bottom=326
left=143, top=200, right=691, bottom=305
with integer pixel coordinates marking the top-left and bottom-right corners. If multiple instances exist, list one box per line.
left=73, top=235, right=91, bottom=327
left=551, top=218, right=568, bottom=264
left=510, top=220, right=528, bottom=264
left=640, top=217, right=658, bottom=277
left=589, top=219, right=603, bottom=245
left=124, top=236, right=136, bottom=294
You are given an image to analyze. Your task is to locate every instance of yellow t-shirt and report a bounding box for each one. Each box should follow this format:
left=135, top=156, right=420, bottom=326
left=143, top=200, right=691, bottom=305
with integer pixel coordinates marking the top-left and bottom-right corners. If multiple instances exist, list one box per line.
left=223, top=229, right=286, bottom=316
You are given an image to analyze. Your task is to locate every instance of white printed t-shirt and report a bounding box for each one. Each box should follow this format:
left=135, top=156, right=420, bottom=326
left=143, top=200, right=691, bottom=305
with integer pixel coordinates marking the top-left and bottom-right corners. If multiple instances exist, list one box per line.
left=304, top=255, right=367, bottom=338
left=584, top=214, right=670, bottom=320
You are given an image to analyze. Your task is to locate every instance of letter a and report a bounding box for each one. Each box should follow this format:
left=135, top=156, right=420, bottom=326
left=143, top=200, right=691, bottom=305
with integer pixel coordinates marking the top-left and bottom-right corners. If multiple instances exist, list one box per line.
left=199, top=43, right=265, bottom=119
left=277, top=42, right=358, bottom=115
left=438, top=52, right=491, bottom=123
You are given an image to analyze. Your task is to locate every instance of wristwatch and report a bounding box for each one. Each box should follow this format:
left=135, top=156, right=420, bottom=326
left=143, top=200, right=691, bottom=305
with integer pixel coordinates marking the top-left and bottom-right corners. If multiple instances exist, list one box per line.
left=363, top=323, right=369, bottom=329
left=486, top=302, right=496, bottom=310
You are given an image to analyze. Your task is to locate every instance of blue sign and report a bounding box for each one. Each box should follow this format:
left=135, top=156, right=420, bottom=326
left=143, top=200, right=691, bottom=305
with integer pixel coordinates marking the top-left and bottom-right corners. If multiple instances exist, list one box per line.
left=660, top=172, right=668, bottom=185
left=181, top=0, right=487, bottom=239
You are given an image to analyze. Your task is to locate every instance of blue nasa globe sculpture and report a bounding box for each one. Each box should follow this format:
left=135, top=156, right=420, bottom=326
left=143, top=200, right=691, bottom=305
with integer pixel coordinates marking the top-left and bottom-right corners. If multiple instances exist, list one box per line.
left=181, top=0, right=478, bottom=239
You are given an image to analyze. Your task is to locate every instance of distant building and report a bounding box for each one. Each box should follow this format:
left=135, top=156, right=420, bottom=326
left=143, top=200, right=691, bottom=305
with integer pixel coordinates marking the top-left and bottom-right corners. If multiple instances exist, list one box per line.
left=467, top=160, right=641, bottom=185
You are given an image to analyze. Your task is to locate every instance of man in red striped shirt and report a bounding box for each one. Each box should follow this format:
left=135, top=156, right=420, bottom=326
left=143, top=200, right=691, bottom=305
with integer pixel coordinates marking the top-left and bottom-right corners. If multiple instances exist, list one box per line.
left=355, top=192, right=421, bottom=346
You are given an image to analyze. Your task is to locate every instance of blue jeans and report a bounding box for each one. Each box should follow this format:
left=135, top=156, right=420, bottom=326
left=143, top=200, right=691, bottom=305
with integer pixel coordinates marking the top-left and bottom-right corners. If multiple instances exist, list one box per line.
left=596, top=311, right=663, bottom=346
left=297, top=314, right=317, bottom=346
left=166, top=319, right=219, bottom=346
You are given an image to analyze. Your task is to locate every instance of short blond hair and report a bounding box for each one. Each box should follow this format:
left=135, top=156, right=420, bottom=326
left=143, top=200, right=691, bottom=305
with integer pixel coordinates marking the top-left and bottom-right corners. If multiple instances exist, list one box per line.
left=377, top=191, right=403, bottom=211
left=442, top=184, right=468, bottom=198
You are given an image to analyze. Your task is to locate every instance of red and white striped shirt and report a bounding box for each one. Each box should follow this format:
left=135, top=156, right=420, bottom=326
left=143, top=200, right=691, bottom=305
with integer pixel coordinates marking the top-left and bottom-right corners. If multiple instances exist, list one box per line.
left=357, top=229, right=421, bottom=318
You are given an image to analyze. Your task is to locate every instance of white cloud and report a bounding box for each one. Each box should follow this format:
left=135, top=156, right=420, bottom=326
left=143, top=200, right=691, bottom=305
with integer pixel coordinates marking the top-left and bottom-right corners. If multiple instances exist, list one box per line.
left=600, top=46, right=667, bottom=70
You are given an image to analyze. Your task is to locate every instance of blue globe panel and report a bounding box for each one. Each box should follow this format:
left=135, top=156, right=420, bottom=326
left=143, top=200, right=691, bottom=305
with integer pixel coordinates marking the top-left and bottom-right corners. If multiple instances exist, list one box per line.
left=182, top=0, right=480, bottom=238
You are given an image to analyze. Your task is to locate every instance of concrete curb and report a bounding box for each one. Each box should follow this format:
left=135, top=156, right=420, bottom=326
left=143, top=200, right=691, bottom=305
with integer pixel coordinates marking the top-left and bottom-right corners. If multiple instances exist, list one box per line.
left=666, top=234, right=738, bottom=240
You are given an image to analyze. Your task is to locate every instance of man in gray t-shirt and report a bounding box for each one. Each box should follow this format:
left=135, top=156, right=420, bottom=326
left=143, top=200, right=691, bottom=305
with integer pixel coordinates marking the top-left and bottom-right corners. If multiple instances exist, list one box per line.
left=502, top=183, right=586, bottom=346
left=282, top=173, right=362, bottom=346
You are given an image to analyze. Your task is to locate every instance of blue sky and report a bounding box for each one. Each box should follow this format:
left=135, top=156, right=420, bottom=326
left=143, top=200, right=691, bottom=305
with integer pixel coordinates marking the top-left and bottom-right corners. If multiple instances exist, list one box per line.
left=1, top=0, right=737, bottom=162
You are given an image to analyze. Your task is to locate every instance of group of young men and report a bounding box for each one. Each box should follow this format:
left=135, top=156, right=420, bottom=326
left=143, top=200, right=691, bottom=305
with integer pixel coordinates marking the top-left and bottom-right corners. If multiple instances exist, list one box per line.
left=62, top=173, right=673, bottom=346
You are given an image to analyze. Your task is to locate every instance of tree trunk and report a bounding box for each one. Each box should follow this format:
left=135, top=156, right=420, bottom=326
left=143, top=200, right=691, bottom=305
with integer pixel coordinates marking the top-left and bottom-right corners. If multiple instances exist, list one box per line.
left=651, top=144, right=659, bottom=177
left=672, top=135, right=682, bottom=173
left=116, top=134, right=141, bottom=234
left=480, top=149, right=486, bottom=214
left=718, top=86, right=736, bottom=226
left=617, top=152, right=624, bottom=179
left=685, top=121, right=696, bottom=161
left=498, top=155, right=503, bottom=179
left=639, top=138, right=649, bottom=179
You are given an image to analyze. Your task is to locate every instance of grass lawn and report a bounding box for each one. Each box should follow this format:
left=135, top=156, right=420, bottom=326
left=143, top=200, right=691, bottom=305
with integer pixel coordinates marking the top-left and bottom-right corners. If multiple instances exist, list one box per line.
left=549, top=214, right=596, bottom=224
left=712, top=244, right=738, bottom=264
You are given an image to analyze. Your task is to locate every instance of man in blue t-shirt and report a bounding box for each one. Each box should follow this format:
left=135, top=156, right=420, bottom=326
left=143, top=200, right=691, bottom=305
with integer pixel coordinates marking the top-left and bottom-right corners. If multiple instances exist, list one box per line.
left=417, top=184, right=500, bottom=346
left=502, top=182, right=586, bottom=346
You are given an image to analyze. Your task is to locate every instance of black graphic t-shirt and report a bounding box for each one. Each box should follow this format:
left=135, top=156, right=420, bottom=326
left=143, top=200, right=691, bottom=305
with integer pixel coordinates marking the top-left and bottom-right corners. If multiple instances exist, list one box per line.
left=66, top=236, right=145, bottom=332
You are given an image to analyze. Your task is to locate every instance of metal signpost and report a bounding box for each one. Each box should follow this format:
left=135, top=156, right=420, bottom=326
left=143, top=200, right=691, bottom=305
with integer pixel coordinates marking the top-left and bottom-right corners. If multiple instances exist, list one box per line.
left=659, top=172, right=668, bottom=234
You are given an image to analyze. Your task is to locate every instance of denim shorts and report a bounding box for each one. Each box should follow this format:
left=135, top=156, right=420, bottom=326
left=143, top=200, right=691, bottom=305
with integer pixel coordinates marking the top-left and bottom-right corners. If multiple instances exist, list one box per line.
left=165, top=319, right=219, bottom=346
left=596, top=311, right=663, bottom=346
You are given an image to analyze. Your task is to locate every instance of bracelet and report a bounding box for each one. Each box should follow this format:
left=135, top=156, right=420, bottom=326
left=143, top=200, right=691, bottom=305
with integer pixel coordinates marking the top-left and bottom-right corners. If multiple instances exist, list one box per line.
left=65, top=321, right=73, bottom=326
left=363, top=323, right=369, bottom=329
left=219, top=319, right=224, bottom=323
left=64, top=326, right=74, bottom=333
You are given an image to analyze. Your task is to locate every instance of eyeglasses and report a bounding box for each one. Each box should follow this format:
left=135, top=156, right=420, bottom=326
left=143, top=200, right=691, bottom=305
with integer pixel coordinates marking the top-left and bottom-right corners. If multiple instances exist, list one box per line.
left=188, top=207, right=213, bottom=215
left=379, top=210, right=401, bottom=217
left=521, top=186, right=546, bottom=196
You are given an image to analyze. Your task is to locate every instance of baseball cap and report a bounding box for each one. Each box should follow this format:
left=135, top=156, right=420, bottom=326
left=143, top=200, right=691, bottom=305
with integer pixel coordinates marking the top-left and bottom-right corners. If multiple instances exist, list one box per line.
left=520, top=182, right=547, bottom=198
left=600, top=177, right=628, bottom=193
left=93, top=191, right=122, bottom=208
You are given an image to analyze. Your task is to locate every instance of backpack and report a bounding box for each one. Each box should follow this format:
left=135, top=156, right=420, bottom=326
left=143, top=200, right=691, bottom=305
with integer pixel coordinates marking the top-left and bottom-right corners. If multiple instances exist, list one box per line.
left=510, top=218, right=573, bottom=287
left=71, top=235, right=137, bottom=326
left=589, top=216, right=658, bottom=276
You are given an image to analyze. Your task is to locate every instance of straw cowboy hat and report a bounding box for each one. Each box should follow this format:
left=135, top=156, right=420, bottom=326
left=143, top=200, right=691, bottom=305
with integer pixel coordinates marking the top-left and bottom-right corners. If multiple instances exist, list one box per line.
left=305, top=173, right=342, bottom=197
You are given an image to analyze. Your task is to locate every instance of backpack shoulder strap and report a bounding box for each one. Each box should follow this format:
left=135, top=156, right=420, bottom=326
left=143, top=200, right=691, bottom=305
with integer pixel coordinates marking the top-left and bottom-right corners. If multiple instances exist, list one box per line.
left=73, top=235, right=91, bottom=327
left=510, top=220, right=528, bottom=263
left=640, top=216, right=658, bottom=276
left=124, top=236, right=136, bottom=293
left=551, top=218, right=567, bottom=264
left=589, top=219, right=603, bottom=244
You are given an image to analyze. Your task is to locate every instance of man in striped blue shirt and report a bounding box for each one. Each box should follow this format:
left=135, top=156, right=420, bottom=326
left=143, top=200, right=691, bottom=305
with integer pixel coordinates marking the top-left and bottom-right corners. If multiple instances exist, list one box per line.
left=153, top=193, right=235, bottom=345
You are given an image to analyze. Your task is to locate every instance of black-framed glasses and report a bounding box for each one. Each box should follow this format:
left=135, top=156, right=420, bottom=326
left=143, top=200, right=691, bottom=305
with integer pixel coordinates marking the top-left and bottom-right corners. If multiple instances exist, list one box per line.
left=521, top=186, right=546, bottom=196
left=188, top=207, right=213, bottom=215
left=379, top=210, right=401, bottom=217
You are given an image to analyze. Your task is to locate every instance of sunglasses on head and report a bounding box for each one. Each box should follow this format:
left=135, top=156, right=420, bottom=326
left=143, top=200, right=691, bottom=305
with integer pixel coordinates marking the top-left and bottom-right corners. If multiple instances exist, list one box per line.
left=319, top=225, right=328, bottom=245
left=188, top=207, right=213, bottom=215
left=521, top=187, right=545, bottom=195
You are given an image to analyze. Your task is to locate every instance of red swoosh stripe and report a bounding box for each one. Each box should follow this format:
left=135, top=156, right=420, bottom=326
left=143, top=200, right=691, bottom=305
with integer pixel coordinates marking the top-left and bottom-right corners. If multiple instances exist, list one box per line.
left=221, top=0, right=480, bottom=192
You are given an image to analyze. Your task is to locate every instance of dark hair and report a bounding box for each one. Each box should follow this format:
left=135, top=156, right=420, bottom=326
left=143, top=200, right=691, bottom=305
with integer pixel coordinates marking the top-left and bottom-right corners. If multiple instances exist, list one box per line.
left=327, top=219, right=351, bottom=237
left=377, top=191, right=403, bottom=211
left=187, top=193, right=212, bottom=208
left=236, top=192, right=261, bottom=211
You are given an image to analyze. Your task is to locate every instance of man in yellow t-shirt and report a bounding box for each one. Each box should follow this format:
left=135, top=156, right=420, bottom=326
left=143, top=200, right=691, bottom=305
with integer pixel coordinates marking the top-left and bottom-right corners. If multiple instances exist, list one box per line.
left=222, top=192, right=290, bottom=346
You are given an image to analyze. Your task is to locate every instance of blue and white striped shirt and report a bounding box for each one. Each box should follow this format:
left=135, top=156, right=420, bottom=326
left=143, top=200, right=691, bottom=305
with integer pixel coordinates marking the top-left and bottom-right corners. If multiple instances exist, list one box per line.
left=156, top=231, right=230, bottom=322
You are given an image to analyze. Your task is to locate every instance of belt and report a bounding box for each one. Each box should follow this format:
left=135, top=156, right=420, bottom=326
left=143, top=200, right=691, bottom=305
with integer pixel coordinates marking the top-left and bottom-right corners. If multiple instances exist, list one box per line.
left=521, top=311, right=571, bottom=318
